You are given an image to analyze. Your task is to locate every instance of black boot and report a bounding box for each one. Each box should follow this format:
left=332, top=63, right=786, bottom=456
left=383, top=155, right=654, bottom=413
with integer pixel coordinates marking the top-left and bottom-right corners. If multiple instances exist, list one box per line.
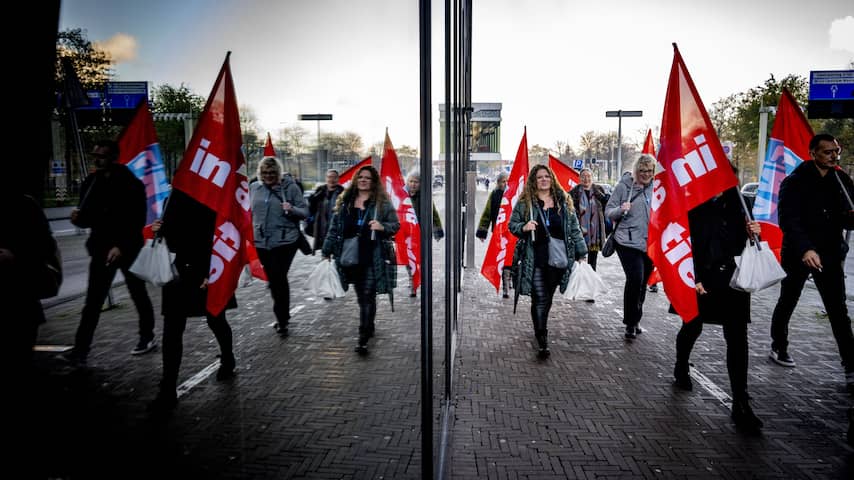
left=731, top=397, right=763, bottom=432
left=535, top=330, right=550, bottom=358
left=355, top=332, right=369, bottom=355
left=216, top=353, right=236, bottom=380
left=673, top=362, right=692, bottom=391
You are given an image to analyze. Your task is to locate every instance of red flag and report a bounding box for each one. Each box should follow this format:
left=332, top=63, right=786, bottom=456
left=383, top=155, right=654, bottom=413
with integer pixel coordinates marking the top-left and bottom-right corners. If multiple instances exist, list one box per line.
left=548, top=154, right=579, bottom=191
left=379, top=132, right=421, bottom=290
left=642, top=129, right=656, bottom=156
left=171, top=53, right=256, bottom=316
left=263, top=132, right=276, bottom=156
left=648, top=45, right=739, bottom=323
left=339, top=156, right=372, bottom=188
left=641, top=129, right=661, bottom=287
left=481, top=128, right=530, bottom=291
left=117, top=100, right=170, bottom=239
left=752, top=88, right=814, bottom=260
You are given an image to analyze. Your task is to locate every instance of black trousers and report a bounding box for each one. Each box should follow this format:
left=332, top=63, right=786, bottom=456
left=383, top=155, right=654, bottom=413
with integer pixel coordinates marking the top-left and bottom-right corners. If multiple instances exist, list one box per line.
left=530, top=266, right=564, bottom=333
left=257, top=243, right=299, bottom=326
left=615, top=244, right=654, bottom=327
left=676, top=319, right=749, bottom=400
left=160, top=312, right=233, bottom=392
left=75, top=253, right=154, bottom=354
left=347, top=266, right=377, bottom=337
left=770, top=257, right=854, bottom=369
left=587, top=250, right=600, bottom=271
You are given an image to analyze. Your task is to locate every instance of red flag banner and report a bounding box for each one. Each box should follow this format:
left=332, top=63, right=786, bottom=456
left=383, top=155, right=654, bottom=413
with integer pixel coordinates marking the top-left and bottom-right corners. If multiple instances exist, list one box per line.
left=171, top=53, right=255, bottom=316
left=549, top=154, right=579, bottom=191
left=648, top=45, right=739, bottom=323
left=339, top=156, right=372, bottom=188
left=481, top=128, right=530, bottom=291
left=263, top=132, right=276, bottom=156
left=642, top=129, right=656, bottom=157
left=642, top=129, right=661, bottom=287
left=379, top=132, right=421, bottom=290
left=752, top=88, right=814, bottom=260
left=117, top=100, right=170, bottom=238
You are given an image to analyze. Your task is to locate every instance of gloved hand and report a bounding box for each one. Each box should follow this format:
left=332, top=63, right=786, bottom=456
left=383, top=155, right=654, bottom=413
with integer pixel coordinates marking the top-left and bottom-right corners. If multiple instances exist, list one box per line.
left=475, top=229, right=487, bottom=240
left=433, top=228, right=445, bottom=241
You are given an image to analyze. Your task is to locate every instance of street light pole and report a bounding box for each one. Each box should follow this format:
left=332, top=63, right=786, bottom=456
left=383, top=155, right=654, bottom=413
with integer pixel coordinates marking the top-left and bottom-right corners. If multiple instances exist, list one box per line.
left=605, top=109, right=642, bottom=176
left=298, top=113, right=333, bottom=181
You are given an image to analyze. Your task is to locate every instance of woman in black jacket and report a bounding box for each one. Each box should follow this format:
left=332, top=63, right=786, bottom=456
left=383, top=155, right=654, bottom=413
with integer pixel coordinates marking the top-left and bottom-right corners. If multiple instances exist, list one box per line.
left=148, top=190, right=237, bottom=414
left=673, top=186, right=763, bottom=432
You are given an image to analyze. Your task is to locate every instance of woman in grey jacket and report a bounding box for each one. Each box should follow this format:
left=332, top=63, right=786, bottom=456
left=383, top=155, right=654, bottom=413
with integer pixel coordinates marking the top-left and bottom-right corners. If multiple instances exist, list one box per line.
left=250, top=157, right=309, bottom=336
left=605, top=155, right=655, bottom=339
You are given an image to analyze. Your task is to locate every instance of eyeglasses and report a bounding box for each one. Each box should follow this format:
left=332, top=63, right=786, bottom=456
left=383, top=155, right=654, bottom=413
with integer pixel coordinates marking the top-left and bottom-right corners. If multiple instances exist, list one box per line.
left=638, top=169, right=654, bottom=174
left=260, top=170, right=278, bottom=176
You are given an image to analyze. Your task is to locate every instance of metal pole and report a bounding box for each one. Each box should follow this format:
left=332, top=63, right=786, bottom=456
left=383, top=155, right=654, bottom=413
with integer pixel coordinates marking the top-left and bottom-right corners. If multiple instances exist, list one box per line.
left=316, top=120, right=321, bottom=182
left=418, top=0, right=434, bottom=477
left=757, top=105, right=774, bottom=182
left=616, top=114, right=623, bottom=176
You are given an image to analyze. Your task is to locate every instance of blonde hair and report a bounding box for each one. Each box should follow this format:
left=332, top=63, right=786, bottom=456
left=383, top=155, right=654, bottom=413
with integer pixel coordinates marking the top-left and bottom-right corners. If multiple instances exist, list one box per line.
left=256, top=156, right=283, bottom=182
left=632, top=154, right=656, bottom=178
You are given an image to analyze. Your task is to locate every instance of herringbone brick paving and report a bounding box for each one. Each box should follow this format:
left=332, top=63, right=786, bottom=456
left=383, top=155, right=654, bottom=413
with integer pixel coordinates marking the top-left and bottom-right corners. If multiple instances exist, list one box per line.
left=22, top=202, right=854, bottom=479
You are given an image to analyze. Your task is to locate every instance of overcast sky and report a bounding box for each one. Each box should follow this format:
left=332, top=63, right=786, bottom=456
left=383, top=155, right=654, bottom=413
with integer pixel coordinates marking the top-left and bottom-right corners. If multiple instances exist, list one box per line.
left=60, top=0, right=853, bottom=158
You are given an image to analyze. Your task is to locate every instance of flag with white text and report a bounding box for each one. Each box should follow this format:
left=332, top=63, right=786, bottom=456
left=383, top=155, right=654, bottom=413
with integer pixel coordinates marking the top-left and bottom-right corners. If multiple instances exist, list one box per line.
left=481, top=128, right=529, bottom=291
left=549, top=154, right=579, bottom=191
left=171, top=53, right=254, bottom=316
left=648, top=45, right=739, bottom=323
left=379, top=132, right=421, bottom=290
left=339, top=156, right=372, bottom=188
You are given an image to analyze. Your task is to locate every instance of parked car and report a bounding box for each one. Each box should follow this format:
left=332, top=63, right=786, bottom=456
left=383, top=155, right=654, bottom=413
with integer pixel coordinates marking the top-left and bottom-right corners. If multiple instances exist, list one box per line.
left=741, top=181, right=759, bottom=210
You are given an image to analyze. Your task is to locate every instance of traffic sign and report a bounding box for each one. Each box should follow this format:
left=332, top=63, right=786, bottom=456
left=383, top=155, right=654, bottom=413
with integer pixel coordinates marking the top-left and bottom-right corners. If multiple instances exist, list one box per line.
left=298, top=114, right=333, bottom=121
left=809, top=70, right=854, bottom=101
left=573, top=159, right=583, bottom=169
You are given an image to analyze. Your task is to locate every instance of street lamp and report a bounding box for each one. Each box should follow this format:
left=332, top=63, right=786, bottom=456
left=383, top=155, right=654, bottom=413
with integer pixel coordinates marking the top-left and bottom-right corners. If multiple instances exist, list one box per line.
left=605, top=110, right=642, bottom=176
left=298, top=113, right=333, bottom=181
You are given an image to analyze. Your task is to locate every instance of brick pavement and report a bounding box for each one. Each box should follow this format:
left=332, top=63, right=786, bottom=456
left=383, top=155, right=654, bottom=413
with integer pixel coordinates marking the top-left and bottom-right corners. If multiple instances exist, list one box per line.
left=23, top=226, right=854, bottom=479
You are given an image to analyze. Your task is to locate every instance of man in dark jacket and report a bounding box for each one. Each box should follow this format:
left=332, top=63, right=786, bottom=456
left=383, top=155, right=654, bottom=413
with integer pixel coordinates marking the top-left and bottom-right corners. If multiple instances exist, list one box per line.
left=769, top=134, right=854, bottom=391
left=64, top=140, right=155, bottom=365
left=307, top=169, right=344, bottom=251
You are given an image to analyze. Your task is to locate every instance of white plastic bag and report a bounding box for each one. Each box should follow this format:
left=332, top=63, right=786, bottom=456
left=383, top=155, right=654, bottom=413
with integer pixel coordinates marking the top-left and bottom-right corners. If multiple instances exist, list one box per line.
left=729, top=240, right=786, bottom=292
left=307, top=259, right=346, bottom=298
left=564, top=261, right=607, bottom=301
left=129, top=238, right=177, bottom=287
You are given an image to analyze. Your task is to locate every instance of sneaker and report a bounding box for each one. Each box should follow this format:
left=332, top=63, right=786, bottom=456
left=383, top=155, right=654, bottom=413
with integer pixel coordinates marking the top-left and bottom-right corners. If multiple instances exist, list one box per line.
left=624, top=327, right=636, bottom=339
left=769, top=348, right=796, bottom=367
left=673, top=364, right=692, bottom=391
left=648, top=284, right=658, bottom=293
left=216, top=356, right=236, bottom=380
left=502, top=293, right=510, bottom=299
left=131, top=339, right=158, bottom=355
left=634, top=326, right=643, bottom=335
left=274, top=323, right=289, bottom=337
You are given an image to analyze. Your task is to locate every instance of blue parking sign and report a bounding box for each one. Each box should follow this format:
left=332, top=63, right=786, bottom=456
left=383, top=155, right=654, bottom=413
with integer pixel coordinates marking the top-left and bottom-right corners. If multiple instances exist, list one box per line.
left=573, top=159, right=583, bottom=169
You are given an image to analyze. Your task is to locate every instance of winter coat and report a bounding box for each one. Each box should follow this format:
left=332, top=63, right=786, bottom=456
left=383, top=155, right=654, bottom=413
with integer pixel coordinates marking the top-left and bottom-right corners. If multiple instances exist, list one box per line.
left=250, top=176, right=309, bottom=250
left=160, top=190, right=236, bottom=318
left=604, top=172, right=653, bottom=252
left=569, top=183, right=609, bottom=251
left=409, top=189, right=444, bottom=239
left=508, top=191, right=587, bottom=296
left=778, top=161, right=854, bottom=265
left=307, top=184, right=344, bottom=251
left=476, top=187, right=505, bottom=239
left=321, top=196, right=400, bottom=294
left=75, top=162, right=146, bottom=265
left=688, top=188, right=750, bottom=325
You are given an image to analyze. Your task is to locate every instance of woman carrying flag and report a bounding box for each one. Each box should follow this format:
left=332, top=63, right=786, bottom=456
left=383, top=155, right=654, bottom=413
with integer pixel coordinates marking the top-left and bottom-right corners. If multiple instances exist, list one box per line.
left=322, top=166, right=399, bottom=354
left=509, top=165, right=586, bottom=358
